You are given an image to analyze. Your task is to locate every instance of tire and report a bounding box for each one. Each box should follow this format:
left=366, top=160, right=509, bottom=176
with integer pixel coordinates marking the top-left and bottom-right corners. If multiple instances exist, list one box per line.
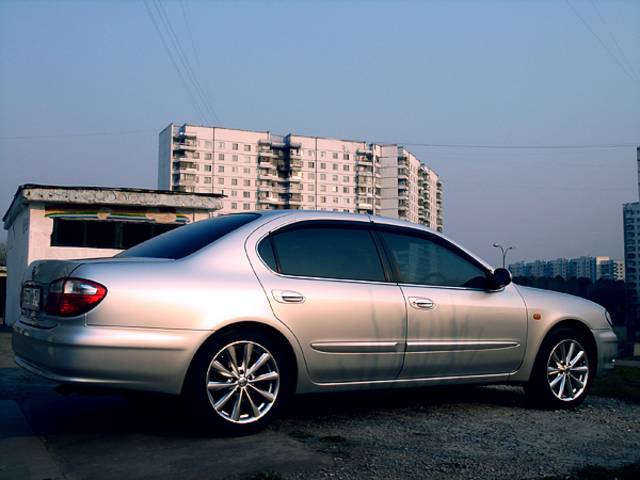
left=183, top=328, right=294, bottom=435
left=525, top=327, right=595, bottom=409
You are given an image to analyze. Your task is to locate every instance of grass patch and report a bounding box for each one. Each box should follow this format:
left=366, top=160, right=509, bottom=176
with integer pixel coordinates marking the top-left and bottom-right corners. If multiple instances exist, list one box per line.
left=540, top=459, right=640, bottom=479
left=591, top=367, right=640, bottom=404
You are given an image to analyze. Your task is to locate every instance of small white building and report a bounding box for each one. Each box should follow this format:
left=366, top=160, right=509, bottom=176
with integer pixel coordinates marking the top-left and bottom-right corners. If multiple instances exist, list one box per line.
left=2, top=184, right=223, bottom=326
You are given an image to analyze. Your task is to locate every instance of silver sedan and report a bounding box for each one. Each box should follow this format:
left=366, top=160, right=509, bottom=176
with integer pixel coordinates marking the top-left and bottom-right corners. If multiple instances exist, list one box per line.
left=12, top=211, right=618, bottom=435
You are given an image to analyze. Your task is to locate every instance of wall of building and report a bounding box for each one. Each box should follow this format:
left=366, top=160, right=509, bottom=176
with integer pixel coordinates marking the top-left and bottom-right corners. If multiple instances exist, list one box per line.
left=160, top=123, right=444, bottom=231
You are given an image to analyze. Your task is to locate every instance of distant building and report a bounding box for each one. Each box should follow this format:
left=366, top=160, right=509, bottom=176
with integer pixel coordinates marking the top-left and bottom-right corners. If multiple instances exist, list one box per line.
left=158, top=123, right=443, bottom=231
left=508, top=255, right=624, bottom=282
left=2, top=184, right=223, bottom=326
left=622, top=147, right=640, bottom=333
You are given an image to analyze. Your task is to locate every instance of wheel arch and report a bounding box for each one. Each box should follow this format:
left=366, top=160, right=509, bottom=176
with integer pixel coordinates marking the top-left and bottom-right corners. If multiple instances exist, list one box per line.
left=535, top=318, right=598, bottom=376
left=180, top=320, right=301, bottom=395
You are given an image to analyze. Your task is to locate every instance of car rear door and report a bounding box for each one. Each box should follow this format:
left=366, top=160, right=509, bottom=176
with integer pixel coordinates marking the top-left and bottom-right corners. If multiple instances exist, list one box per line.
left=374, top=226, right=527, bottom=378
left=247, top=218, right=407, bottom=384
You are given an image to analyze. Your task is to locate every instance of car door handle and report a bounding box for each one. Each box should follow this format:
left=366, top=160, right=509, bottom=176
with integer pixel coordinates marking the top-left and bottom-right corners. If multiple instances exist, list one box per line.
left=408, top=296, right=435, bottom=310
left=272, top=290, right=305, bottom=304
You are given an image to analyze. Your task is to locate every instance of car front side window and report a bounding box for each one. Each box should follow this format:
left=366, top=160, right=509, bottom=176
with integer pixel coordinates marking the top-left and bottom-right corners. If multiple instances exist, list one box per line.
left=378, top=229, right=488, bottom=288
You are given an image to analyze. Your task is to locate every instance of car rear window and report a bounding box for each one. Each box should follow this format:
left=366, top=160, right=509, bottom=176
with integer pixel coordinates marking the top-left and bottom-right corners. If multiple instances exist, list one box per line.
left=118, top=213, right=260, bottom=259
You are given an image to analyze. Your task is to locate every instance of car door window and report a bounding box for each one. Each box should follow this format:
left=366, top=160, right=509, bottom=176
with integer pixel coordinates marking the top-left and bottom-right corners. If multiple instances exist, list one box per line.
left=264, top=223, right=386, bottom=282
left=379, top=230, right=488, bottom=288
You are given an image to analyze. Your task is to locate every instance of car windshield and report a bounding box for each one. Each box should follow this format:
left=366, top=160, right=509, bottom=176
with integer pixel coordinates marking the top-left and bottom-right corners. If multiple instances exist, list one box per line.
left=118, top=213, right=260, bottom=259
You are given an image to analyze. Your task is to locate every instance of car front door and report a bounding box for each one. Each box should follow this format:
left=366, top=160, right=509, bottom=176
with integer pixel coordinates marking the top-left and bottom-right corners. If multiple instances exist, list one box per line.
left=375, top=227, right=527, bottom=379
left=248, top=219, right=407, bottom=384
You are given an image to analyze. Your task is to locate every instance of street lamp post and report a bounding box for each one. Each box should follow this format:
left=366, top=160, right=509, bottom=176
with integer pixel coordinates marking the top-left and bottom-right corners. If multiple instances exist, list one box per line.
left=492, top=243, right=514, bottom=269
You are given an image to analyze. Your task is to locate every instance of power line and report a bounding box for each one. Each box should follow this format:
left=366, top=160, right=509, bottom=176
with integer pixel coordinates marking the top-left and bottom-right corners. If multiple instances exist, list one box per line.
left=0, top=130, right=157, bottom=140
left=143, top=0, right=209, bottom=124
left=0, top=130, right=637, bottom=149
left=153, top=0, right=220, bottom=123
left=397, top=142, right=637, bottom=150
left=565, top=0, right=640, bottom=85
left=588, top=0, right=640, bottom=83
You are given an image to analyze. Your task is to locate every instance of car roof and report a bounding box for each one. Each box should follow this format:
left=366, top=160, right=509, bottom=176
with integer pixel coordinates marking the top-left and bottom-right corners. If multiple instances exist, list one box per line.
left=249, top=210, right=494, bottom=271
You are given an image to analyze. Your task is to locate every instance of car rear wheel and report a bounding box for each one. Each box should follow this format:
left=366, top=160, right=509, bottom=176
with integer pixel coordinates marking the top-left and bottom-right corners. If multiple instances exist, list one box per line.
left=184, top=329, right=293, bottom=435
left=525, top=327, right=595, bottom=409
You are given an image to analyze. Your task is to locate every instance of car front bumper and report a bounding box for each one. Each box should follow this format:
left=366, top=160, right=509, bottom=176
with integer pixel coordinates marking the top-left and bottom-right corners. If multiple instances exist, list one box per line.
left=12, top=318, right=212, bottom=395
left=593, top=328, right=618, bottom=375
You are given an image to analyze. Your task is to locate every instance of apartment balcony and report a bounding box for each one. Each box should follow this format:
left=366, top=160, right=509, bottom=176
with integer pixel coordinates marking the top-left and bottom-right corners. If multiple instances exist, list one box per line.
left=356, top=156, right=373, bottom=165
left=258, top=150, right=276, bottom=158
left=357, top=147, right=373, bottom=156
left=258, top=169, right=280, bottom=181
left=177, top=178, right=196, bottom=187
left=397, top=168, right=409, bottom=179
left=172, top=161, right=197, bottom=173
left=173, top=141, right=197, bottom=151
left=258, top=158, right=277, bottom=169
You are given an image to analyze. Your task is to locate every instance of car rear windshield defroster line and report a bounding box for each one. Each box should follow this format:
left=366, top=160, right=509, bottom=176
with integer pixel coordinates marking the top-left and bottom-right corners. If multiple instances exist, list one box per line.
left=118, top=213, right=260, bottom=260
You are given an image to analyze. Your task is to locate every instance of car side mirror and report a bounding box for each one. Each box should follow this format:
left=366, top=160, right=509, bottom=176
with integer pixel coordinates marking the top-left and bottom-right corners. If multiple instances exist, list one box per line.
left=490, top=268, right=512, bottom=290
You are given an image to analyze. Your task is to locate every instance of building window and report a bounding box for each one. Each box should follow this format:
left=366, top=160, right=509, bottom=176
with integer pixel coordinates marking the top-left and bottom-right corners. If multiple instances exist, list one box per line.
left=343, top=154, right=349, bottom=160
left=232, top=143, right=239, bottom=151
left=218, top=154, right=224, bottom=161
left=51, top=218, right=181, bottom=250
left=320, top=163, right=326, bottom=170
left=231, top=190, right=238, bottom=197
left=244, top=145, right=251, bottom=152
left=332, top=153, right=338, bottom=159
left=243, top=203, right=250, bottom=210
left=218, top=165, right=224, bottom=173
left=232, top=178, right=238, bottom=186
left=333, top=164, right=338, bottom=170
left=205, top=153, right=212, bottom=160
left=204, top=165, right=212, bottom=172
left=343, top=165, right=349, bottom=171
left=231, top=202, right=237, bottom=209
left=308, top=161, right=315, bottom=168
left=243, top=191, right=250, bottom=198
left=218, top=142, right=225, bottom=149
left=217, top=177, right=224, bottom=185
left=232, top=155, right=238, bottom=162
left=204, top=177, right=212, bottom=184
left=320, top=152, right=326, bottom=158
left=243, top=179, right=251, bottom=187
left=193, top=152, right=200, bottom=159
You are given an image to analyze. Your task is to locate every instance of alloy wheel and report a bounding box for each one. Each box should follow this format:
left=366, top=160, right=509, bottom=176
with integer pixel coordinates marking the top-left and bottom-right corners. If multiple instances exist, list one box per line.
left=205, top=340, right=280, bottom=424
left=546, top=339, right=590, bottom=402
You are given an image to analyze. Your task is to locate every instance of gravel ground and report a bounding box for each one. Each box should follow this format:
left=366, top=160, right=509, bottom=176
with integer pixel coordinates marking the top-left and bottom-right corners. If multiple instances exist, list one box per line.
left=273, top=385, right=640, bottom=480
left=1, top=328, right=639, bottom=480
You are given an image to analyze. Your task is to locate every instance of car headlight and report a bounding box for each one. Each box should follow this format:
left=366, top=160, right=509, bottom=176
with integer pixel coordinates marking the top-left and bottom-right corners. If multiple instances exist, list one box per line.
left=604, top=310, right=613, bottom=327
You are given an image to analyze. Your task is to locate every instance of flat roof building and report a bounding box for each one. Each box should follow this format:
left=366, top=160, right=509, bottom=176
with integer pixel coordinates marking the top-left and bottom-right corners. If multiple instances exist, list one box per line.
left=2, top=184, right=223, bottom=326
left=158, top=123, right=443, bottom=231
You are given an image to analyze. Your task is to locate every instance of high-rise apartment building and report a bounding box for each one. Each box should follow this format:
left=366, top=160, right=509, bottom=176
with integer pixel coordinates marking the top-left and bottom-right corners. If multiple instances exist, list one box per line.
left=158, top=123, right=443, bottom=231
left=623, top=147, right=640, bottom=328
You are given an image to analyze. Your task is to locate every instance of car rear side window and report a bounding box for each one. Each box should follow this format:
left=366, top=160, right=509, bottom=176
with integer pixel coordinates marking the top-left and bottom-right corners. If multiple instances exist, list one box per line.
left=119, top=213, right=260, bottom=259
left=266, top=223, right=386, bottom=282
left=379, top=230, right=488, bottom=288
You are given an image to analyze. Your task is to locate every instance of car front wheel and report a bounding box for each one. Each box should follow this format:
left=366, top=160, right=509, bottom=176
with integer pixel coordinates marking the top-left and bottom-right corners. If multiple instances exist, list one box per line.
left=525, top=327, right=595, bottom=409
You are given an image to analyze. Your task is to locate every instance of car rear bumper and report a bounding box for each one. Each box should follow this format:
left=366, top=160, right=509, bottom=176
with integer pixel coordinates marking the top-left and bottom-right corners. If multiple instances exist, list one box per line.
left=593, top=328, right=618, bottom=375
left=12, top=318, right=212, bottom=395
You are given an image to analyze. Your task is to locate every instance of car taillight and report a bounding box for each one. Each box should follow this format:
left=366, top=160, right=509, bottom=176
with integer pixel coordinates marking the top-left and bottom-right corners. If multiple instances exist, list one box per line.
left=45, top=278, right=107, bottom=317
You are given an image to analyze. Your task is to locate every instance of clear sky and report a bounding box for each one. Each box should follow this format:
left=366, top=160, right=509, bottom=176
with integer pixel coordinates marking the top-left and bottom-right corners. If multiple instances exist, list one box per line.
left=0, top=0, right=638, bottom=266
